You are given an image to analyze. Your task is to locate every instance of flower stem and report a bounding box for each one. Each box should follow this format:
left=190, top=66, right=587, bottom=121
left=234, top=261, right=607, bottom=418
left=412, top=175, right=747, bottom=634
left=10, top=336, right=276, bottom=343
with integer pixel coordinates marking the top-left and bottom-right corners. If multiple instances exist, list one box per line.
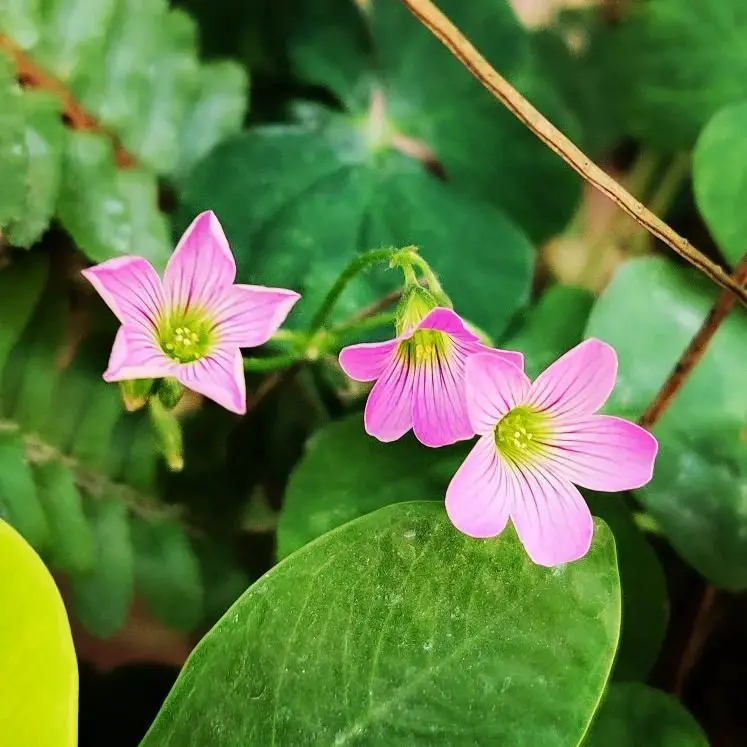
left=307, top=247, right=410, bottom=336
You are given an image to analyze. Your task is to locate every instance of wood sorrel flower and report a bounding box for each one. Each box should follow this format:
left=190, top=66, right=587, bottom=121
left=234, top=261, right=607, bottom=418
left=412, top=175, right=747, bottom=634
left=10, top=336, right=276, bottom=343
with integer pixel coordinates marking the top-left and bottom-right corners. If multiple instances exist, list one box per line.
left=339, top=305, right=523, bottom=447
left=82, top=211, right=300, bottom=415
left=445, top=339, right=658, bottom=566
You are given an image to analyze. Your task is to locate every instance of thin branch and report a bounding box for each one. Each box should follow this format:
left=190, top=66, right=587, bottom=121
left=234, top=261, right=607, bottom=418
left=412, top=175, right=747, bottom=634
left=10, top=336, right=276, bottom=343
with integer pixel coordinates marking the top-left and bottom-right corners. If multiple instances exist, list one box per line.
left=0, top=34, right=136, bottom=169
left=399, top=0, right=747, bottom=306
left=639, top=254, right=747, bottom=429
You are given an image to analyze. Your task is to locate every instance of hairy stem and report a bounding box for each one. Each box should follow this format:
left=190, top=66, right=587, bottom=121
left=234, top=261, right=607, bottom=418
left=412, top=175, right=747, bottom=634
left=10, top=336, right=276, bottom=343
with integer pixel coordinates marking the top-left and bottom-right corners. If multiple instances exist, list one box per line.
left=399, top=0, right=747, bottom=305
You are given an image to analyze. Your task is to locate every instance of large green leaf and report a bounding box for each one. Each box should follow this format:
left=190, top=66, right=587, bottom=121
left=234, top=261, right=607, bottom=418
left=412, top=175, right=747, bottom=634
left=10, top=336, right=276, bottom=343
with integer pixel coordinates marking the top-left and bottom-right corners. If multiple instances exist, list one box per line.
left=586, top=257, right=747, bottom=588
left=0, top=56, right=29, bottom=228
left=0, top=519, right=77, bottom=747
left=610, top=0, right=747, bottom=149
left=693, top=100, right=747, bottom=267
left=584, top=683, right=708, bottom=747
left=181, top=114, right=534, bottom=337
left=280, top=414, right=665, bottom=683
left=142, top=502, right=620, bottom=746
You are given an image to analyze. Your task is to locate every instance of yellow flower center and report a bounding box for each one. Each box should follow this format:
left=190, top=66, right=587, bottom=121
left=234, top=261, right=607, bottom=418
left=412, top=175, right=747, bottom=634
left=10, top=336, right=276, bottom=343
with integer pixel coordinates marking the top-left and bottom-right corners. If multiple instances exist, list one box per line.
left=158, top=311, right=214, bottom=363
left=398, top=329, right=452, bottom=366
left=495, top=407, right=551, bottom=465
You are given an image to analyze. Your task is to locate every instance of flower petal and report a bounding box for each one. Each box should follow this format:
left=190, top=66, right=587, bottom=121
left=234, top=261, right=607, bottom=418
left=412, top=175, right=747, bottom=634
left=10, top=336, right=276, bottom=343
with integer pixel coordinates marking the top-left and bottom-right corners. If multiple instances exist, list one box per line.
left=177, top=347, right=246, bottom=415
left=363, top=357, right=415, bottom=442
left=164, top=211, right=236, bottom=311
left=417, top=306, right=524, bottom=369
left=82, top=256, right=163, bottom=330
left=338, top=339, right=398, bottom=382
left=411, top=345, right=473, bottom=448
left=213, top=284, right=300, bottom=348
left=509, top=462, right=593, bottom=567
left=465, top=353, right=531, bottom=436
left=103, top=326, right=177, bottom=382
left=542, top=415, right=658, bottom=492
left=445, top=435, right=512, bottom=538
left=527, top=338, right=617, bottom=418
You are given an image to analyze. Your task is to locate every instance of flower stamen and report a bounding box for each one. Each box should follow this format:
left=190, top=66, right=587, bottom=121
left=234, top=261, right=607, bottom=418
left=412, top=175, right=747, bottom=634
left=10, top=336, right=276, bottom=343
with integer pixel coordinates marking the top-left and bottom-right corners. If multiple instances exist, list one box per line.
left=159, top=315, right=214, bottom=364
left=495, top=407, right=550, bottom=465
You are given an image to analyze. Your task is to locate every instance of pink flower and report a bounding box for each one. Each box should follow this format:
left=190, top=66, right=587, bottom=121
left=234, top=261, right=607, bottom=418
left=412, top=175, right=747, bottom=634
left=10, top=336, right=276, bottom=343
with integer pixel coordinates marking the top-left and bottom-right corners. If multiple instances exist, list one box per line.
left=82, top=211, right=300, bottom=415
left=339, top=307, right=523, bottom=447
left=445, top=339, right=658, bottom=566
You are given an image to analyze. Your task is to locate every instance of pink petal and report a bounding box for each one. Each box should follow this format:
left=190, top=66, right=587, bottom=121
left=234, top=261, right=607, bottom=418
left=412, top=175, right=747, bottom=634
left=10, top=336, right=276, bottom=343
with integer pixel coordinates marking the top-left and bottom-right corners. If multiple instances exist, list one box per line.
left=176, top=347, right=246, bottom=415
left=417, top=306, right=524, bottom=370
left=411, top=343, right=474, bottom=447
left=363, top=357, right=415, bottom=442
left=445, top=435, right=512, bottom=538
left=103, top=326, right=177, bottom=382
left=542, top=415, right=658, bottom=492
left=163, top=211, right=236, bottom=312
left=82, top=256, right=163, bottom=330
left=526, top=338, right=617, bottom=418
left=213, top=284, right=300, bottom=348
left=509, top=462, right=593, bottom=567
left=339, top=339, right=398, bottom=382
left=465, top=353, right=531, bottom=436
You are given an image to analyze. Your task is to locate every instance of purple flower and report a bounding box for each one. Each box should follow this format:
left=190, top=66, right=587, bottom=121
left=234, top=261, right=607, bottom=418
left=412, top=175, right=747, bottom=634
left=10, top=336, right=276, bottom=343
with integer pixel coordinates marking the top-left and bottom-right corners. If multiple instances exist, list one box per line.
left=446, top=339, right=658, bottom=566
left=339, top=307, right=523, bottom=447
left=82, top=211, right=300, bottom=415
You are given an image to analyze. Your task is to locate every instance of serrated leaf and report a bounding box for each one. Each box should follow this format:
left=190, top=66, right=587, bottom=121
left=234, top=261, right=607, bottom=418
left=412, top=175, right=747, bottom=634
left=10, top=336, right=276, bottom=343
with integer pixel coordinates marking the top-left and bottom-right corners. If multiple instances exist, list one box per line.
left=34, top=460, right=94, bottom=574
left=584, top=683, right=708, bottom=747
left=4, top=90, right=65, bottom=248
left=586, top=257, right=747, bottom=588
left=0, top=519, right=77, bottom=747
left=71, top=495, right=133, bottom=637
left=610, top=0, right=747, bottom=150
left=181, top=118, right=534, bottom=338
left=0, top=430, right=49, bottom=550
left=693, top=100, right=747, bottom=267
left=0, top=56, right=28, bottom=227
left=56, top=130, right=171, bottom=267
left=173, top=60, right=249, bottom=182
left=142, top=503, right=620, bottom=746
left=133, top=517, right=203, bottom=631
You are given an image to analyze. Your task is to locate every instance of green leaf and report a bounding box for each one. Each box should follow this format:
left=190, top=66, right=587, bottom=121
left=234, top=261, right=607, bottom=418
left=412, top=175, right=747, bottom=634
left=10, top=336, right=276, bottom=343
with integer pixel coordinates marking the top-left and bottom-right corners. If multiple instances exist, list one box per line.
left=56, top=130, right=172, bottom=268
left=280, top=414, right=666, bottom=682
left=181, top=118, right=534, bottom=338
left=610, top=0, right=747, bottom=150
left=584, top=683, right=708, bottom=747
left=586, top=257, right=747, bottom=588
left=0, top=519, right=77, bottom=747
left=34, top=460, right=94, bottom=575
left=0, top=253, right=49, bottom=375
left=584, top=493, right=668, bottom=682
left=693, top=100, right=747, bottom=267
left=278, top=0, right=580, bottom=243
left=0, top=430, right=49, bottom=550
left=71, top=496, right=134, bottom=638
left=142, top=502, right=620, bottom=746
left=133, top=516, right=204, bottom=632
left=4, top=90, right=65, bottom=248
left=278, top=416, right=467, bottom=558
left=503, top=284, right=595, bottom=378
left=0, top=56, right=28, bottom=228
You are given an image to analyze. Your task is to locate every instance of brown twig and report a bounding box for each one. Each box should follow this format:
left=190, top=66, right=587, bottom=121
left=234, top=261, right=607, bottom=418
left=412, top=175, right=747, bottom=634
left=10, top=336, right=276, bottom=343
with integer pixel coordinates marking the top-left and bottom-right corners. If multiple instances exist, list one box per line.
left=245, top=363, right=302, bottom=415
left=0, top=34, right=136, bottom=169
left=399, top=0, right=747, bottom=306
left=345, top=288, right=403, bottom=325
left=639, top=254, right=747, bottom=429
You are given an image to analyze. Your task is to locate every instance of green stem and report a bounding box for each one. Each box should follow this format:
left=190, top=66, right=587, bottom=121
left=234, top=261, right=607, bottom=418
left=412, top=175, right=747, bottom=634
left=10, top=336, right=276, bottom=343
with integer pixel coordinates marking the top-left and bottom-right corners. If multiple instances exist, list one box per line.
left=307, top=247, right=405, bottom=336
left=243, top=353, right=299, bottom=372
left=407, top=253, right=449, bottom=305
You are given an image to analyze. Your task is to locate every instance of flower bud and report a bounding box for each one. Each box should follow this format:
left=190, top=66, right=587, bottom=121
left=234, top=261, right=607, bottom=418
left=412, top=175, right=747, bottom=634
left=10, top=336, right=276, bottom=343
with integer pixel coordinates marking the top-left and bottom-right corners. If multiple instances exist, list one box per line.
left=118, top=379, right=153, bottom=412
